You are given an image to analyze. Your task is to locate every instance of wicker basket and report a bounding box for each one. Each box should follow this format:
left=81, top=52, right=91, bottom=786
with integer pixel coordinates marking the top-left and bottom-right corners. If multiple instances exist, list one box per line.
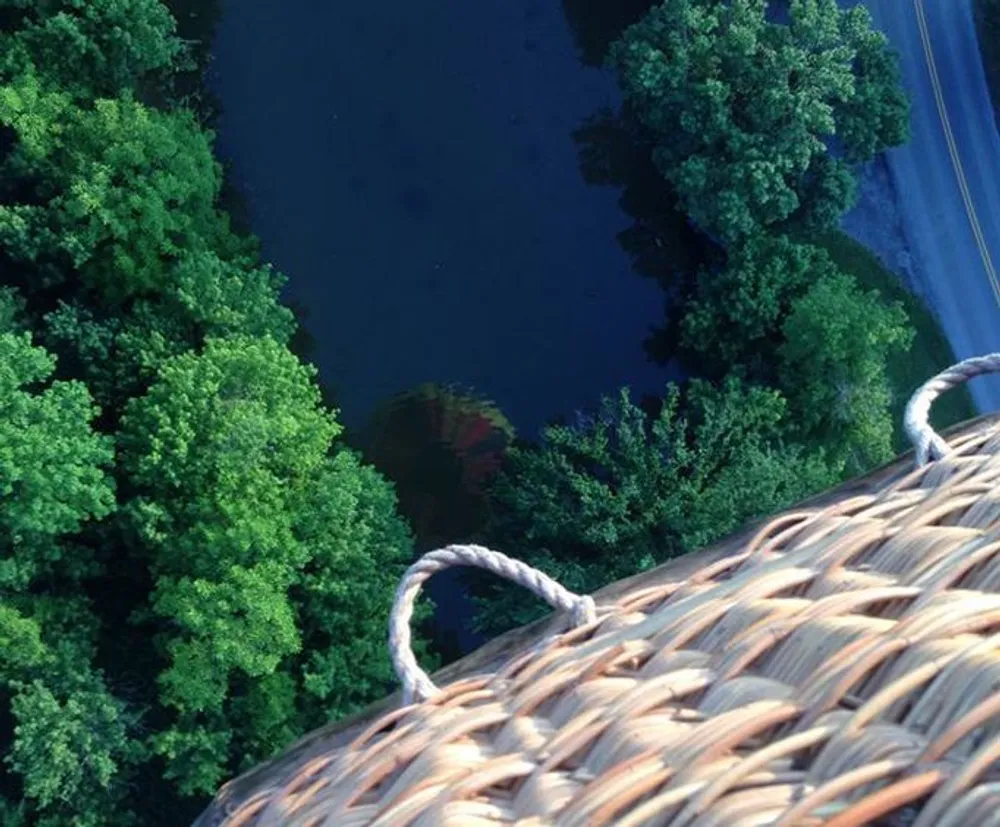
left=195, top=361, right=1000, bottom=827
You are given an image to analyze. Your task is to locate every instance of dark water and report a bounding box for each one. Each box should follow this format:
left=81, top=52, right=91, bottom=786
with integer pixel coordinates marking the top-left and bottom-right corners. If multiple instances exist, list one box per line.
left=207, top=0, right=678, bottom=440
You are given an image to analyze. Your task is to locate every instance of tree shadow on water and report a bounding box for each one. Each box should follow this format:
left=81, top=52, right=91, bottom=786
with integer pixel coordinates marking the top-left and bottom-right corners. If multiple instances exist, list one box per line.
left=570, top=107, right=725, bottom=365
left=560, top=0, right=659, bottom=67
left=285, top=298, right=343, bottom=413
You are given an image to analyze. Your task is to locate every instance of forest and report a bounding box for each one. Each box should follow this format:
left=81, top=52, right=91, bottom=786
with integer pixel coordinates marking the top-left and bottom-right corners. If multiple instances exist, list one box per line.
left=0, top=0, right=973, bottom=824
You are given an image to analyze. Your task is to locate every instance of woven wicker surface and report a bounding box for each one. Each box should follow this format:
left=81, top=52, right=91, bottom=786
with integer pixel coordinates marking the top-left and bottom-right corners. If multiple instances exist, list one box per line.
left=199, top=413, right=1000, bottom=826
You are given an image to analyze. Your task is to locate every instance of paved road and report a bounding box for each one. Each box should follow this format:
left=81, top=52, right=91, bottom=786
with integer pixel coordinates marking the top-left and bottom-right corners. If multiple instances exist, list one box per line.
left=857, top=0, right=1000, bottom=413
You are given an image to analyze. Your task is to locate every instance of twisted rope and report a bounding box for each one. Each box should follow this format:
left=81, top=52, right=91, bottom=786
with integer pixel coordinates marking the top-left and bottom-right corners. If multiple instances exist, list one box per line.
left=904, top=352, right=1000, bottom=466
left=388, top=544, right=597, bottom=705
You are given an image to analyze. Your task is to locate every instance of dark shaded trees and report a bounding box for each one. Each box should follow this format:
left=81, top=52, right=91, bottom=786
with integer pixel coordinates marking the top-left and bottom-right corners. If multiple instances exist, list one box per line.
left=0, top=325, right=143, bottom=826
left=0, top=0, right=183, bottom=97
left=670, top=232, right=913, bottom=471
left=609, top=0, right=909, bottom=243
left=472, top=375, right=840, bottom=635
left=675, top=233, right=836, bottom=377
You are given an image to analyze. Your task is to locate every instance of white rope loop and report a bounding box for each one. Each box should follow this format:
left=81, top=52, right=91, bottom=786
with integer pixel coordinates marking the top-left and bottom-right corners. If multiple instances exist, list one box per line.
left=388, top=544, right=597, bottom=706
left=905, top=352, right=1000, bottom=466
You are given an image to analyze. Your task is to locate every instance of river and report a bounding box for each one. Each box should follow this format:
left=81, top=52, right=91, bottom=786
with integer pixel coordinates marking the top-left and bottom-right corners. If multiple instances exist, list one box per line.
left=207, top=0, right=676, bottom=441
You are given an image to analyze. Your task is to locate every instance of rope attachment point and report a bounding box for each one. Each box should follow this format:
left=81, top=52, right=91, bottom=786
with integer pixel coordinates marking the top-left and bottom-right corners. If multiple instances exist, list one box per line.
left=388, top=544, right=597, bottom=706
left=905, top=353, right=1000, bottom=466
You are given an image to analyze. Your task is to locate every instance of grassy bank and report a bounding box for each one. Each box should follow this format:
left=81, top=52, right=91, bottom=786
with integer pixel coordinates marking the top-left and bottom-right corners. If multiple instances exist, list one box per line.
left=808, top=230, right=977, bottom=451
left=975, top=0, right=1000, bottom=119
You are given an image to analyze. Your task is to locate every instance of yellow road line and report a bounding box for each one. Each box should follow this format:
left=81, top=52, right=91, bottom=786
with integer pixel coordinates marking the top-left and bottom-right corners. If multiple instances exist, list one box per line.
left=913, top=0, right=1000, bottom=307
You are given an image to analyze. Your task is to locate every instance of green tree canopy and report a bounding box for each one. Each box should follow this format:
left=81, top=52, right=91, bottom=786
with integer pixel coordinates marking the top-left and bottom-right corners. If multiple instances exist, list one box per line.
left=777, top=271, right=914, bottom=474
left=41, top=250, right=295, bottom=411
left=118, top=336, right=426, bottom=796
left=0, top=0, right=183, bottom=98
left=473, top=375, right=840, bottom=635
left=0, top=327, right=144, bottom=825
left=291, top=448, right=430, bottom=720
left=673, top=234, right=913, bottom=474
left=0, top=330, right=114, bottom=589
left=5, top=675, right=146, bottom=827
left=0, top=0, right=429, bottom=820
left=0, top=287, right=26, bottom=332
left=677, top=233, right=839, bottom=377
left=0, top=73, right=239, bottom=301
left=119, top=335, right=339, bottom=579
left=609, top=0, right=909, bottom=243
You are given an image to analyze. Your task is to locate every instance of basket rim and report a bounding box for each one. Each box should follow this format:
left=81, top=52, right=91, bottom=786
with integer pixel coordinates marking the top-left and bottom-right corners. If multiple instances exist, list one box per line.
left=193, top=410, right=1000, bottom=827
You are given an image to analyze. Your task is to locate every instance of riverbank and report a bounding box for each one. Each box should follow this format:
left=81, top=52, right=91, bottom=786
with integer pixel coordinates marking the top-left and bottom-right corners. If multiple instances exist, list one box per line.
left=836, top=155, right=976, bottom=443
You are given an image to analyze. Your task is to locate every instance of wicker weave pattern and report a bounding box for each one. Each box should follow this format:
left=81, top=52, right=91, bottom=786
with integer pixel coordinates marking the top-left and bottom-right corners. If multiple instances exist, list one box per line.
left=218, top=421, right=1000, bottom=826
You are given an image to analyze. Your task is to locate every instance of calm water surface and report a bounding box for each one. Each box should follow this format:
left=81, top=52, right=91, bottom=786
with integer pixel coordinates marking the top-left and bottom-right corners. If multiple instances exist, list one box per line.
left=208, top=0, right=672, bottom=438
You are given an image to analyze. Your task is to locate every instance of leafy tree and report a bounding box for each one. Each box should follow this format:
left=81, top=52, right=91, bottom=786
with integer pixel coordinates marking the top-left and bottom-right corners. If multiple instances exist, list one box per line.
left=777, top=272, right=913, bottom=475
left=673, top=234, right=913, bottom=474
left=0, top=599, right=148, bottom=827
left=834, top=8, right=911, bottom=162
left=41, top=250, right=295, bottom=411
left=0, top=330, right=115, bottom=589
left=143, top=447, right=430, bottom=795
left=117, top=335, right=337, bottom=790
left=0, top=288, right=26, bottom=333
left=472, top=376, right=839, bottom=635
left=5, top=676, right=145, bottom=827
left=119, top=335, right=339, bottom=578
left=0, top=1, right=433, bottom=819
left=609, top=0, right=909, bottom=243
left=291, top=448, right=429, bottom=719
left=0, top=328, right=144, bottom=825
left=677, top=234, right=839, bottom=378
left=0, top=73, right=241, bottom=301
left=118, top=336, right=428, bottom=795
left=0, top=0, right=184, bottom=98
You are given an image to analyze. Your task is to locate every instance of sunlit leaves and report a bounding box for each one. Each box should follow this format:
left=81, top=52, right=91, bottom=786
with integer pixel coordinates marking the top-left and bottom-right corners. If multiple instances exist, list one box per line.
left=7, top=680, right=142, bottom=816
left=117, top=336, right=416, bottom=793
left=153, top=561, right=301, bottom=714
left=0, top=332, right=114, bottom=589
left=0, top=79, right=229, bottom=300
left=778, top=272, right=914, bottom=473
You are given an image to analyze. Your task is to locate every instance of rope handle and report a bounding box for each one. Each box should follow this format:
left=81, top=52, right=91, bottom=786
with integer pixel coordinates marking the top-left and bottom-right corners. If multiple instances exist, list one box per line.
left=905, top=352, right=1000, bottom=466
left=388, top=544, right=597, bottom=705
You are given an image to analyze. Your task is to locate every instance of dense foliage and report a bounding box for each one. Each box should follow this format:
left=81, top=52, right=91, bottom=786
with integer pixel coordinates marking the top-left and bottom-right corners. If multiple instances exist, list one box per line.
left=0, top=0, right=183, bottom=97
left=0, top=2, right=430, bottom=823
left=472, top=376, right=841, bottom=634
left=609, top=0, right=909, bottom=243
left=0, top=73, right=247, bottom=302
left=674, top=234, right=913, bottom=473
